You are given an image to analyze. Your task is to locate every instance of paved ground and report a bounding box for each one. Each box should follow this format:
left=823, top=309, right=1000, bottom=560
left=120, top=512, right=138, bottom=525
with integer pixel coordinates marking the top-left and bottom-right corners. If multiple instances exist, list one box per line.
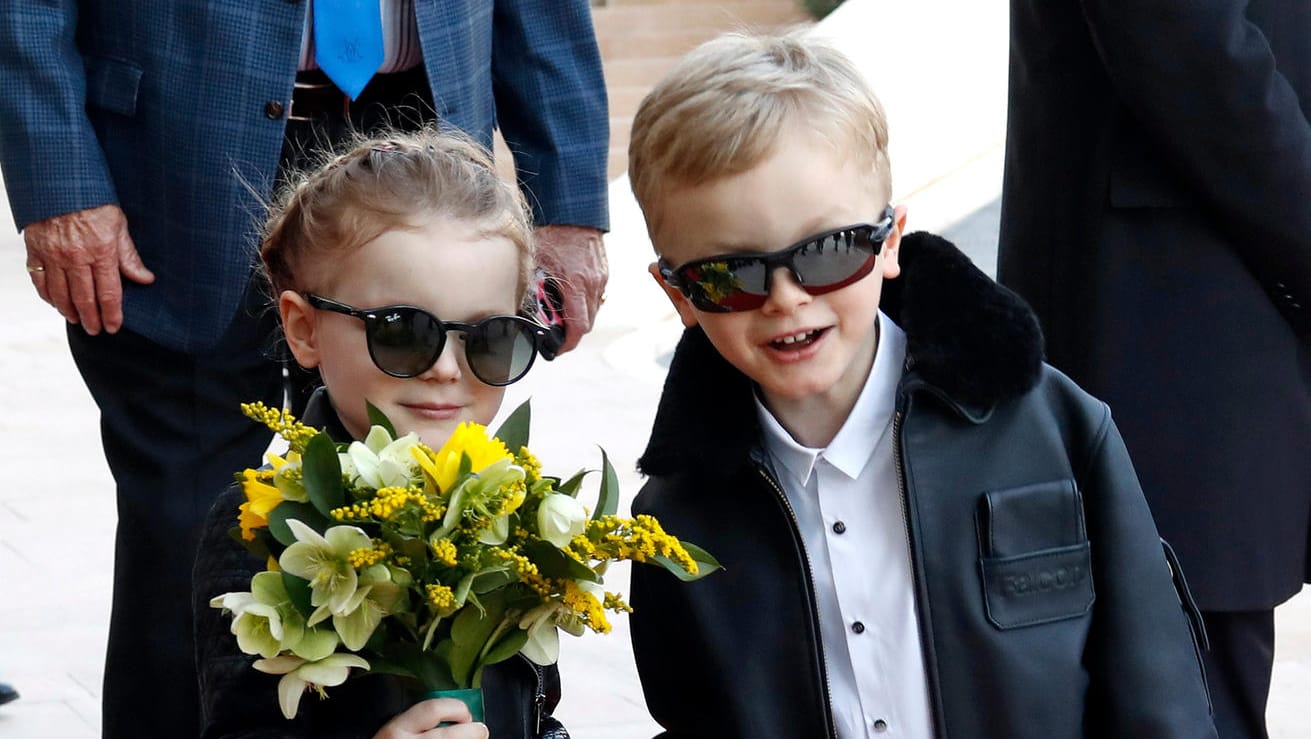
left=1, top=1, right=1307, bottom=737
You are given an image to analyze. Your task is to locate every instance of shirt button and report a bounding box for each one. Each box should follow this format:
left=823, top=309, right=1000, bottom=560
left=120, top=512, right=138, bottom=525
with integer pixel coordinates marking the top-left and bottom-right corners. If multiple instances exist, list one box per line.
left=873, top=718, right=889, bottom=732
left=264, top=100, right=285, bottom=119
left=851, top=621, right=865, bottom=634
left=832, top=521, right=847, bottom=534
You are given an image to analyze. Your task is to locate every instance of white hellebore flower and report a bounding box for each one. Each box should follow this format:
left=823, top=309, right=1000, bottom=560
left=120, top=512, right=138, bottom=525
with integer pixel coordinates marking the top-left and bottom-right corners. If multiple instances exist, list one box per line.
left=279, top=519, right=375, bottom=619
left=341, top=426, right=421, bottom=489
left=253, top=653, right=370, bottom=719
left=210, top=571, right=307, bottom=659
left=537, top=493, right=588, bottom=548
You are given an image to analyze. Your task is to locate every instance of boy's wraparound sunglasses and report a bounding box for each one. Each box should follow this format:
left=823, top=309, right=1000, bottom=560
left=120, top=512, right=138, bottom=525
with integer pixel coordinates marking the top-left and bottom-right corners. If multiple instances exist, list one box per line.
left=657, top=206, right=897, bottom=313
left=304, top=294, right=547, bottom=385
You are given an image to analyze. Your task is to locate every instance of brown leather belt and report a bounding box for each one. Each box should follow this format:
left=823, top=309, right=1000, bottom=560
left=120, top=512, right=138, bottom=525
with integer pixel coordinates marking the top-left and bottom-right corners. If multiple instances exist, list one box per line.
left=288, top=71, right=350, bottom=122
left=286, top=67, right=433, bottom=127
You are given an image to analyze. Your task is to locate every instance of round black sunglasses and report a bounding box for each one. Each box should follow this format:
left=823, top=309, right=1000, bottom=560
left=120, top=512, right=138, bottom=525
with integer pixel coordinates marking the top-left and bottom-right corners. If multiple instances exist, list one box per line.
left=658, top=206, right=896, bottom=312
left=305, top=294, right=547, bottom=386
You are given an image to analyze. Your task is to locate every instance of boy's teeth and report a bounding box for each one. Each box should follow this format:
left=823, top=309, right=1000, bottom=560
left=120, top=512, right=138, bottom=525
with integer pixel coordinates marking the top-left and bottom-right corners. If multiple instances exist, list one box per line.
left=780, top=331, right=810, bottom=345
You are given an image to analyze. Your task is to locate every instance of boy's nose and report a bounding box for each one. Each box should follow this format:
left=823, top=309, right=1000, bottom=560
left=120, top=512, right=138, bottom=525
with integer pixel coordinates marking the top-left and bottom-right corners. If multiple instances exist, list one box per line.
left=760, top=267, right=811, bottom=314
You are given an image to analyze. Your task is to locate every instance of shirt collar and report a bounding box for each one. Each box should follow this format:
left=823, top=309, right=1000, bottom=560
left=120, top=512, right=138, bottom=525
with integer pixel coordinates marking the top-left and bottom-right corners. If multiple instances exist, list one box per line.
left=755, top=311, right=907, bottom=485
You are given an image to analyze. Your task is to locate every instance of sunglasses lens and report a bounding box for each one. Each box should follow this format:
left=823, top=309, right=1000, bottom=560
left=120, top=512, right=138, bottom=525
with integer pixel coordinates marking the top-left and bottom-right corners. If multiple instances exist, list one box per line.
left=790, top=228, right=878, bottom=294
left=678, top=260, right=770, bottom=312
left=465, top=317, right=539, bottom=385
left=367, top=307, right=444, bottom=377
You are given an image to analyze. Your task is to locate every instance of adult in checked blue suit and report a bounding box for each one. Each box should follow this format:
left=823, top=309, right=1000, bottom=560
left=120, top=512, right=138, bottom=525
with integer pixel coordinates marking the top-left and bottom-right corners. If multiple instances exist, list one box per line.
left=0, top=2, right=609, bottom=736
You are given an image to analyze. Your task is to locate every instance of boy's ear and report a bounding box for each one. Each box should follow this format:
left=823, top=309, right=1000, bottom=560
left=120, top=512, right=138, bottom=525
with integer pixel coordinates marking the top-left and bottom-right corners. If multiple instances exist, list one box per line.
left=279, top=291, right=321, bottom=369
left=648, top=262, right=700, bottom=328
left=880, top=204, right=909, bottom=280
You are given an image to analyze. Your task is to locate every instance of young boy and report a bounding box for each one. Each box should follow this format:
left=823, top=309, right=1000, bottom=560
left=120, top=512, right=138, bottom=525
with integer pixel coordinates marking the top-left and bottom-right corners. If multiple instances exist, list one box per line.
left=625, top=31, right=1217, bottom=739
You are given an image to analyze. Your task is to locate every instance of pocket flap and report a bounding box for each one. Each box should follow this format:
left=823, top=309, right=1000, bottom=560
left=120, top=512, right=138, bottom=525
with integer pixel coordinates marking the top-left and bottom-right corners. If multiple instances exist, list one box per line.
left=980, top=544, right=1095, bottom=629
left=84, top=55, right=142, bottom=118
left=977, top=479, right=1086, bottom=558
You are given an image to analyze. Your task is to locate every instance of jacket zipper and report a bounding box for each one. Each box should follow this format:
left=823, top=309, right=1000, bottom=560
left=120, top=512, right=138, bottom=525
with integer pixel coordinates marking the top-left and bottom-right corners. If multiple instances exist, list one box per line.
left=518, top=653, right=546, bottom=736
left=893, top=401, right=947, bottom=735
left=755, top=462, right=840, bottom=739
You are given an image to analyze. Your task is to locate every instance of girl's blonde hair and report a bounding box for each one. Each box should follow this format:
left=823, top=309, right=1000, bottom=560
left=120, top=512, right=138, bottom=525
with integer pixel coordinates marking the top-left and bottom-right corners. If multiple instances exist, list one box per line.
left=628, top=29, right=891, bottom=231
left=260, top=128, right=535, bottom=309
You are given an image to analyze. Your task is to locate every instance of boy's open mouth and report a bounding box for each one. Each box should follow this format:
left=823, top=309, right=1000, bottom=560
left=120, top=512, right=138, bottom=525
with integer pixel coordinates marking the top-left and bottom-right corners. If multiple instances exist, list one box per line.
left=768, top=328, right=825, bottom=350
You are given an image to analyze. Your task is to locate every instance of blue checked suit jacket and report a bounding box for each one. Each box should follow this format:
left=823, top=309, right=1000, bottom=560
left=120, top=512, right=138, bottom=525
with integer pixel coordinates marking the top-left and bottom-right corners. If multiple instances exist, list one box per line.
left=0, top=1, right=609, bottom=352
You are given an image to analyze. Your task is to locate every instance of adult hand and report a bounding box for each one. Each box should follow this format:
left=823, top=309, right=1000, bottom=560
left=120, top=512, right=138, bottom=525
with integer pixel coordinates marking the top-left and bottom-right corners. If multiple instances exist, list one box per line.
left=372, top=697, right=488, bottom=739
left=534, top=224, right=608, bottom=354
left=23, top=204, right=155, bottom=335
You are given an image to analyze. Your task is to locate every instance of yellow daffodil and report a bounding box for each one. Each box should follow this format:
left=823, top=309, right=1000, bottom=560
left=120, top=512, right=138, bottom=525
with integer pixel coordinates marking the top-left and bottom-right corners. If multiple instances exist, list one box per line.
left=253, top=653, right=370, bottom=719
left=415, top=422, right=512, bottom=492
left=238, top=469, right=284, bottom=541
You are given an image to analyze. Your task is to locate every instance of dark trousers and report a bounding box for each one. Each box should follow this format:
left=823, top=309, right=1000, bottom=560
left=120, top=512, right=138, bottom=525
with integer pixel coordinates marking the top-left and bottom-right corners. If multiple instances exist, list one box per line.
left=1201, top=609, right=1276, bottom=739
left=69, top=281, right=283, bottom=738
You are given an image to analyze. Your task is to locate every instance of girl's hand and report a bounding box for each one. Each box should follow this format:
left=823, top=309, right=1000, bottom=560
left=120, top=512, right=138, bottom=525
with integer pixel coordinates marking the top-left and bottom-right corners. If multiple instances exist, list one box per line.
left=372, top=698, right=489, bottom=739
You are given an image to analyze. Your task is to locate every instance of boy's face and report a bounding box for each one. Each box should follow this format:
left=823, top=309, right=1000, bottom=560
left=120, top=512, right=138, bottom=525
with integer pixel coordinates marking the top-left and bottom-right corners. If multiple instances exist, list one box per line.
left=649, top=129, right=905, bottom=417
left=281, top=216, right=520, bottom=445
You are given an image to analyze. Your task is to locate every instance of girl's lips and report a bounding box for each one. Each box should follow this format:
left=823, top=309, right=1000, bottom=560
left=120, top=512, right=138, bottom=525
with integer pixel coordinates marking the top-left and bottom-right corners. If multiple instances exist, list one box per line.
left=402, top=402, right=463, bottom=420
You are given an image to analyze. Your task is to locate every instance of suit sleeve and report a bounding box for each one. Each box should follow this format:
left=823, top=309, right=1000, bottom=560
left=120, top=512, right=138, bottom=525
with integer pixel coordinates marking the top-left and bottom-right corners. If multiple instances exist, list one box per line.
left=490, top=0, right=610, bottom=231
left=1078, top=0, right=1311, bottom=320
left=0, top=2, right=117, bottom=230
left=1079, top=405, right=1218, bottom=738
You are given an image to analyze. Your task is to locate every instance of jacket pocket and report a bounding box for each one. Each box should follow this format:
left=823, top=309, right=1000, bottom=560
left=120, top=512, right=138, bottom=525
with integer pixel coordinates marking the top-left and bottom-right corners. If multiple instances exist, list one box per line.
left=84, top=55, right=142, bottom=118
left=976, top=480, right=1095, bottom=629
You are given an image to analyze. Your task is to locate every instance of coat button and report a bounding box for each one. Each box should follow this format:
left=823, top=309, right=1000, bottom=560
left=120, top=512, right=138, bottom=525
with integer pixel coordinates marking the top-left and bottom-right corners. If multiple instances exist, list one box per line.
left=264, top=100, right=285, bottom=119
left=873, top=719, right=889, bottom=732
left=851, top=621, right=865, bottom=634
left=832, top=521, right=847, bottom=534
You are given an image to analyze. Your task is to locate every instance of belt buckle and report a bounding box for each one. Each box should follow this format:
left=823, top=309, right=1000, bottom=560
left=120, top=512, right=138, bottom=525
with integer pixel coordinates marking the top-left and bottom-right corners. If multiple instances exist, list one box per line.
left=288, top=79, right=350, bottom=122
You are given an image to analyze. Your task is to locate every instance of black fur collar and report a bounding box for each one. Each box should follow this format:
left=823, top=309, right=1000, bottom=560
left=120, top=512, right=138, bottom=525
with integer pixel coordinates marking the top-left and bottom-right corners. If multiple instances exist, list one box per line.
left=637, top=231, right=1044, bottom=476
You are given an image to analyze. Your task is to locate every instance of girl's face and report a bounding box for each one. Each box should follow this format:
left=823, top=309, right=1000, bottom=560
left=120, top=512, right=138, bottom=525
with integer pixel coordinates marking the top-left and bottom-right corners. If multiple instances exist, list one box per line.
left=281, top=216, right=523, bottom=446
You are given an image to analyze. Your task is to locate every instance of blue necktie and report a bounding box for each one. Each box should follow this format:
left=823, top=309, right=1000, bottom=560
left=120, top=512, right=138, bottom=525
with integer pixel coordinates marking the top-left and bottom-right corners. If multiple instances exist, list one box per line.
left=314, top=0, right=384, bottom=100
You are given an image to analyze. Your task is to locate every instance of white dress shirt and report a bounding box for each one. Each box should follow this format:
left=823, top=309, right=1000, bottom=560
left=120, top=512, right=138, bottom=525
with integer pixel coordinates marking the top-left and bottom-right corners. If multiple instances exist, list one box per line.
left=755, top=311, right=934, bottom=739
left=299, top=0, right=423, bottom=75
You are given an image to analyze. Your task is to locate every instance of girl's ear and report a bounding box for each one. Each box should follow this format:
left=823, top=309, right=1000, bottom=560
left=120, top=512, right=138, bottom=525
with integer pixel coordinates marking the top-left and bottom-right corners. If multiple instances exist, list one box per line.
left=280, top=291, right=321, bottom=369
left=648, top=262, right=700, bottom=328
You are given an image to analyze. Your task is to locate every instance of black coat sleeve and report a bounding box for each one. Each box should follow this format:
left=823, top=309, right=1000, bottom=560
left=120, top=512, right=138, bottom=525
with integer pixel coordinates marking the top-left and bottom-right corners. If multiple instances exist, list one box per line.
left=1078, top=406, right=1217, bottom=737
left=1077, top=0, right=1311, bottom=320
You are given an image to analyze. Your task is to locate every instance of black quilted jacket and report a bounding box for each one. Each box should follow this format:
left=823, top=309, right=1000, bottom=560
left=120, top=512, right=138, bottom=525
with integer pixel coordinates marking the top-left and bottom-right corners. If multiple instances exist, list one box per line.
left=192, top=389, right=567, bottom=738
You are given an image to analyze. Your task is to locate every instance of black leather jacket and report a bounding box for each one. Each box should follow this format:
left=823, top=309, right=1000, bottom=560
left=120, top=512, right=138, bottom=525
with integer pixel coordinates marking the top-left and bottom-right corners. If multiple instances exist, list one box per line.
left=630, top=233, right=1216, bottom=738
left=192, top=389, right=566, bottom=738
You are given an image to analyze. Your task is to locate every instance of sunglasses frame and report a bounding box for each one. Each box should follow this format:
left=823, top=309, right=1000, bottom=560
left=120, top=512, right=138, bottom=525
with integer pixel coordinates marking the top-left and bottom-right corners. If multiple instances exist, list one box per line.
left=659, top=205, right=897, bottom=313
left=304, top=293, right=547, bottom=385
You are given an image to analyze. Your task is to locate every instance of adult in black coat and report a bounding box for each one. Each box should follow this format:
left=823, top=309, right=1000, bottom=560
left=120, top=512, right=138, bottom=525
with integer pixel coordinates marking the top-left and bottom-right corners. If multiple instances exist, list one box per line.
left=998, top=2, right=1311, bottom=737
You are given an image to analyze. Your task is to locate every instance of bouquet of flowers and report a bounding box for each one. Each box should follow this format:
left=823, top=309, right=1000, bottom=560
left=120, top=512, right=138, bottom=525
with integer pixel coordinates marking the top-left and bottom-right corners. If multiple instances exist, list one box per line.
left=211, top=400, right=718, bottom=720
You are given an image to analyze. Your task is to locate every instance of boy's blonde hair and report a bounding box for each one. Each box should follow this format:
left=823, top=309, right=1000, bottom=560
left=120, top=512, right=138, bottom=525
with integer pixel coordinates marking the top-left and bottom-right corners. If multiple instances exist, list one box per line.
left=628, top=29, right=890, bottom=231
left=261, top=128, right=535, bottom=309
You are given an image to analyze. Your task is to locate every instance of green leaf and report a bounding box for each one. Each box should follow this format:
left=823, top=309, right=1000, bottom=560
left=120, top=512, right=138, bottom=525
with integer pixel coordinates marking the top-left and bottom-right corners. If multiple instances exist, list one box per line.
left=653, top=540, right=723, bottom=582
left=365, top=400, right=397, bottom=439
left=471, top=569, right=516, bottom=594
left=481, top=628, right=529, bottom=666
left=281, top=572, right=315, bottom=617
left=592, top=448, right=620, bottom=520
left=557, top=470, right=590, bottom=496
left=522, top=540, right=601, bottom=583
left=493, top=399, right=532, bottom=452
left=268, top=502, right=331, bottom=547
left=448, top=592, right=507, bottom=687
left=302, top=433, right=345, bottom=515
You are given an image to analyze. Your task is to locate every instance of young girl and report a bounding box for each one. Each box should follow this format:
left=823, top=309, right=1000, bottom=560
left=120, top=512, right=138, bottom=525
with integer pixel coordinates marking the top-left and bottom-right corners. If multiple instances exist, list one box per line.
left=193, top=130, right=565, bottom=739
